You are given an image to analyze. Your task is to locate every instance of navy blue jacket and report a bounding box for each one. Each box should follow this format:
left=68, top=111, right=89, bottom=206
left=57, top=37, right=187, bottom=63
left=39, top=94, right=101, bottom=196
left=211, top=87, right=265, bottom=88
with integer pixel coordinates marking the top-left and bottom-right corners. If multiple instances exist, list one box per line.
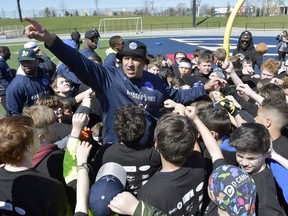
left=0, top=57, right=13, bottom=95
left=48, top=37, right=207, bottom=145
left=6, top=70, right=52, bottom=116
left=81, top=47, right=100, bottom=59
left=56, top=62, right=82, bottom=85
left=103, top=53, right=117, bottom=67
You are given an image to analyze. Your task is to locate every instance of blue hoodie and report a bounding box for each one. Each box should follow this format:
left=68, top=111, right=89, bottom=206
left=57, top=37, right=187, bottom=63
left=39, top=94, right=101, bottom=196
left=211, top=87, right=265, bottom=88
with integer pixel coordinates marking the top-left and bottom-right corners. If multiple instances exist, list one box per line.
left=48, top=37, right=207, bottom=146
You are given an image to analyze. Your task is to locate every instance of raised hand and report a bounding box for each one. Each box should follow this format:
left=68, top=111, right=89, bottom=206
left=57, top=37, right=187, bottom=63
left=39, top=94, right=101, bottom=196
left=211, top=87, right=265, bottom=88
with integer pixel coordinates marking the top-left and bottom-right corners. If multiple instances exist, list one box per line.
left=23, top=17, right=56, bottom=46
left=184, top=105, right=198, bottom=121
left=71, top=113, right=90, bottom=138
left=236, top=83, right=254, bottom=97
left=76, top=141, right=92, bottom=166
left=109, top=192, right=139, bottom=215
left=163, top=99, right=177, bottom=109
left=204, top=78, right=227, bottom=92
left=222, top=60, right=234, bottom=75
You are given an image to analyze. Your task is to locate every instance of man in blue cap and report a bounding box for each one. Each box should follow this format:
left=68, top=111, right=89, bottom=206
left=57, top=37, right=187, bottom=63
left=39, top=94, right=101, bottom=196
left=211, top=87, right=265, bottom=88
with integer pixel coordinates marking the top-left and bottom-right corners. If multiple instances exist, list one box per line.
left=23, top=17, right=226, bottom=147
left=81, top=29, right=101, bottom=59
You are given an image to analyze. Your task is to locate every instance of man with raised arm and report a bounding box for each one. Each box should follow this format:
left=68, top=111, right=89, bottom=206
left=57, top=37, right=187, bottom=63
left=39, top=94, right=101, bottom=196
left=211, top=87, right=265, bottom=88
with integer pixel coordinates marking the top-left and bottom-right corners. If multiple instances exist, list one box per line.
left=24, top=17, right=226, bottom=146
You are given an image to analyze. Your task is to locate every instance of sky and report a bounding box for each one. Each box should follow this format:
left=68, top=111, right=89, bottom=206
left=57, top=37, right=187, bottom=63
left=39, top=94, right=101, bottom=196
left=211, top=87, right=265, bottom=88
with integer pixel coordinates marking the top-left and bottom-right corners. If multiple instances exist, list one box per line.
left=3, top=0, right=240, bottom=12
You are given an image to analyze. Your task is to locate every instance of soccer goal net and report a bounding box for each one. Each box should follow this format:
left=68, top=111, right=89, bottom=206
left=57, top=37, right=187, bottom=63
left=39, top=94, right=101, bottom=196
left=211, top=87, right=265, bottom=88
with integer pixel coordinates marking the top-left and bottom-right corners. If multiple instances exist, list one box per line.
left=98, top=17, right=143, bottom=34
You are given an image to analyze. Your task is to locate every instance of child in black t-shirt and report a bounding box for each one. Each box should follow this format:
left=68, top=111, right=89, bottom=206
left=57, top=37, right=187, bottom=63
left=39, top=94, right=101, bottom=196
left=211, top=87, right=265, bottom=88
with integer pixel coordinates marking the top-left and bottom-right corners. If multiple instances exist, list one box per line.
left=137, top=112, right=205, bottom=215
left=101, top=104, right=161, bottom=195
left=0, top=116, right=71, bottom=215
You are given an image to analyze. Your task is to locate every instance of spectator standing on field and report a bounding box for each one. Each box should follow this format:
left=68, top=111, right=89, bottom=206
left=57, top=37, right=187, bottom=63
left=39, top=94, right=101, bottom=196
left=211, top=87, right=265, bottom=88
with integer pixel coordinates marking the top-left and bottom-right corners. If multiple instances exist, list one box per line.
left=233, top=30, right=263, bottom=70
left=81, top=29, right=101, bottom=59
left=0, top=46, right=13, bottom=114
left=276, top=30, right=288, bottom=67
left=24, top=41, right=56, bottom=77
left=104, top=35, right=124, bottom=67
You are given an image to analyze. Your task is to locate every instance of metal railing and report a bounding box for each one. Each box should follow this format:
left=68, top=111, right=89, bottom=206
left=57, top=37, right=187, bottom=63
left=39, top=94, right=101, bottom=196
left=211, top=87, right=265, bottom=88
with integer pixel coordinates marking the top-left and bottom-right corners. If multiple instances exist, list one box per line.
left=4, top=21, right=288, bottom=38
left=47, top=22, right=287, bottom=34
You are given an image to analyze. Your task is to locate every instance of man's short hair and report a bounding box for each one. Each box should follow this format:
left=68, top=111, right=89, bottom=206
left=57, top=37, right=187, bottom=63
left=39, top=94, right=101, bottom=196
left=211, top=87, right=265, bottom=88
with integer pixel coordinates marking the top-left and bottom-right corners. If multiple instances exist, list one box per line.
left=261, top=98, right=288, bottom=130
left=109, top=35, right=122, bottom=48
left=0, top=46, right=9, bottom=54
left=229, top=122, right=270, bottom=155
left=258, top=83, right=286, bottom=101
left=114, top=104, right=146, bottom=146
left=154, top=113, right=197, bottom=165
left=0, top=116, right=34, bottom=165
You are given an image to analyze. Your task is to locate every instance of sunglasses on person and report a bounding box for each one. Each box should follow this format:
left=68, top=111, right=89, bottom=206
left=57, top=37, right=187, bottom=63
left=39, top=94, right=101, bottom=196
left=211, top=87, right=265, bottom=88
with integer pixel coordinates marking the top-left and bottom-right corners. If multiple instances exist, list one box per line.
left=241, top=40, right=250, bottom=44
left=90, top=37, right=99, bottom=43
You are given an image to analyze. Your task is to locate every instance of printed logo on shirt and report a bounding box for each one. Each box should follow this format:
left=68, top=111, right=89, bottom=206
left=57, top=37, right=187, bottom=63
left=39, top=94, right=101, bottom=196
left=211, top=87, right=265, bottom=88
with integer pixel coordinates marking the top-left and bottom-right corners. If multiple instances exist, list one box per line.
left=139, top=165, right=151, bottom=171
left=31, top=90, right=51, bottom=101
left=126, top=175, right=136, bottom=182
left=144, top=81, right=154, bottom=92
left=168, top=181, right=204, bottom=215
left=142, top=174, right=150, bottom=180
left=42, top=77, right=49, bottom=86
left=123, top=166, right=137, bottom=172
left=126, top=90, right=156, bottom=103
left=0, top=201, right=26, bottom=215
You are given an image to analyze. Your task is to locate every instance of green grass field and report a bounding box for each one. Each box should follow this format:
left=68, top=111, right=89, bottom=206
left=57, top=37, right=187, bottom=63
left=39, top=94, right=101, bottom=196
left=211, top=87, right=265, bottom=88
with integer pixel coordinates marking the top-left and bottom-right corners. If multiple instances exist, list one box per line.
left=1, top=15, right=287, bottom=69
left=1, top=15, right=288, bottom=33
left=4, top=40, right=110, bottom=69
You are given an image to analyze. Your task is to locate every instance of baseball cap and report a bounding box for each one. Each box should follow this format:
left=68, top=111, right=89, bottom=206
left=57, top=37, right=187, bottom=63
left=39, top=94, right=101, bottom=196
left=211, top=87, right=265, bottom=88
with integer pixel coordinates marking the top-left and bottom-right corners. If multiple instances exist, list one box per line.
left=208, top=164, right=256, bottom=216
left=18, top=48, right=37, bottom=62
left=85, top=30, right=100, bottom=39
left=240, top=31, right=252, bottom=40
left=116, top=40, right=150, bottom=64
left=24, top=41, right=40, bottom=52
left=89, top=162, right=126, bottom=216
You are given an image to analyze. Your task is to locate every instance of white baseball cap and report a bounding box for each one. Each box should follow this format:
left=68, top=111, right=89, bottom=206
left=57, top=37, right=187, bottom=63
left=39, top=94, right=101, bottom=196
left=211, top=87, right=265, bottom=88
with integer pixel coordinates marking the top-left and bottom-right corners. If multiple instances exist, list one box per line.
left=24, top=41, right=39, bottom=52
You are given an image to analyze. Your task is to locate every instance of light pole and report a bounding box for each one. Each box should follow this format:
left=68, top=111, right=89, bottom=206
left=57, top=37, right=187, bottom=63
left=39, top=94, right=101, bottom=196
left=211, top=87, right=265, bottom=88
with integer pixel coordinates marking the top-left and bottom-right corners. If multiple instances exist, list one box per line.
left=192, top=0, right=196, bottom=28
left=17, top=0, right=23, bottom=22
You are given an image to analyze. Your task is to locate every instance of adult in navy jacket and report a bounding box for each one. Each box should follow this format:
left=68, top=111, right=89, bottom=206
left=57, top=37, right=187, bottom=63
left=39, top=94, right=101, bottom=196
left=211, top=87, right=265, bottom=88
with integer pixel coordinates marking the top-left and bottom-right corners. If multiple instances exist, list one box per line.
left=6, top=48, right=52, bottom=116
left=24, top=18, right=226, bottom=146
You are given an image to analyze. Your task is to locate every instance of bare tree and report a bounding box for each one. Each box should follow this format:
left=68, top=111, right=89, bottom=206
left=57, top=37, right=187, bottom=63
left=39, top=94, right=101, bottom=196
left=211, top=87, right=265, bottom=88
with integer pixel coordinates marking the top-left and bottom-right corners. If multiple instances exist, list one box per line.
left=59, top=0, right=67, bottom=15
left=200, top=4, right=211, bottom=16
left=264, top=0, right=280, bottom=15
left=143, top=0, right=150, bottom=15
left=176, top=2, right=187, bottom=16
